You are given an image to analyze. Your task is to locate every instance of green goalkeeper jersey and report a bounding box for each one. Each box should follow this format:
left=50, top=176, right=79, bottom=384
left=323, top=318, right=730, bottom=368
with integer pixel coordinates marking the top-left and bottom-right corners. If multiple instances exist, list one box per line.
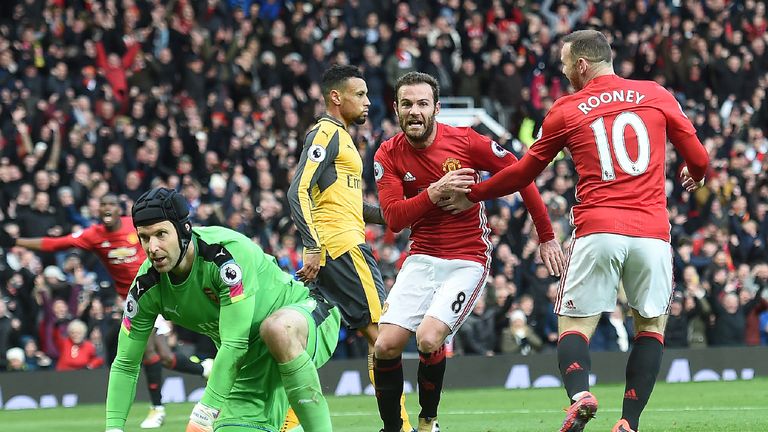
left=105, top=226, right=310, bottom=429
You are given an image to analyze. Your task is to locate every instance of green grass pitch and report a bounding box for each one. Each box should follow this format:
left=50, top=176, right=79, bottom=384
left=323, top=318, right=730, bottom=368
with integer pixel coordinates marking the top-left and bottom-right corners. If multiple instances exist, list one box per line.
left=2, top=379, right=766, bottom=431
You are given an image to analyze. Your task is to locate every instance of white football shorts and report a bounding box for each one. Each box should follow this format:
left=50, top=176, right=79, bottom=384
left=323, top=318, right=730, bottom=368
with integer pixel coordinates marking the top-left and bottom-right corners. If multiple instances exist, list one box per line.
left=555, top=233, right=673, bottom=318
left=380, top=254, right=488, bottom=335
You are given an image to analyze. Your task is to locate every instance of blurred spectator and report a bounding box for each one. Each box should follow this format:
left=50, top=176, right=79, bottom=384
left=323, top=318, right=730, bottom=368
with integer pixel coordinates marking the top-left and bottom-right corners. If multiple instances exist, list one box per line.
left=456, top=297, right=496, bottom=356
left=500, top=309, right=543, bottom=355
left=709, top=292, right=746, bottom=346
left=53, top=319, right=103, bottom=371
left=4, top=347, right=26, bottom=372
left=21, top=336, right=51, bottom=371
left=665, top=289, right=711, bottom=349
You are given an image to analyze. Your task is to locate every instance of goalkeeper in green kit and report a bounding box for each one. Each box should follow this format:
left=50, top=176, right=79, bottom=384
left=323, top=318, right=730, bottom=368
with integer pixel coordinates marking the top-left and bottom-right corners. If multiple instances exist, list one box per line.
left=105, top=187, right=340, bottom=432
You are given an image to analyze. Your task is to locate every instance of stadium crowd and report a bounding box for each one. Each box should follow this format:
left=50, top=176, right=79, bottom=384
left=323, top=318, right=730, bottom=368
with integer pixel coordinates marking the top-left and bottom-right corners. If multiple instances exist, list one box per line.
left=1, top=0, right=767, bottom=372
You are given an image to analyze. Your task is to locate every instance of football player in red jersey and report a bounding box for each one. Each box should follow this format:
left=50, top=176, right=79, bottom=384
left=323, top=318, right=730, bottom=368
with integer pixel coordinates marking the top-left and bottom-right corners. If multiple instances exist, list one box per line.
left=440, top=30, right=709, bottom=432
left=372, top=71, right=564, bottom=432
left=1, top=193, right=210, bottom=428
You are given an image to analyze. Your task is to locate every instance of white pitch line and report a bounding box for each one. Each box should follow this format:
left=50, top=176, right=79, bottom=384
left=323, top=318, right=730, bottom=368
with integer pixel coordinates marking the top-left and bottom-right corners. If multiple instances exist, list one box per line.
left=6, top=406, right=766, bottom=426
left=329, top=406, right=768, bottom=417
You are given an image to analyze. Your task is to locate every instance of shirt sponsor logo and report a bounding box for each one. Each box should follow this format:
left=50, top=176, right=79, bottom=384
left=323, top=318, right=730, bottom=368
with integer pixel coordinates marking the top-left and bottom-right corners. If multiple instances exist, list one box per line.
left=308, top=144, right=326, bottom=162
left=107, top=247, right=137, bottom=259
left=346, top=175, right=361, bottom=189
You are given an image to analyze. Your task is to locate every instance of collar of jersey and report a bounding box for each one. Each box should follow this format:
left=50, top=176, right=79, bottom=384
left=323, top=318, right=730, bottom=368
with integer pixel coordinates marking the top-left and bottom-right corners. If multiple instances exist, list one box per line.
left=319, top=114, right=345, bottom=129
left=167, top=235, right=199, bottom=288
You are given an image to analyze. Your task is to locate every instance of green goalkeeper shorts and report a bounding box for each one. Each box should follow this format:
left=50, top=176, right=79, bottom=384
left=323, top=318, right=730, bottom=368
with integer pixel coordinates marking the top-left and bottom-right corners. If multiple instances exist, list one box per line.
left=215, top=295, right=340, bottom=432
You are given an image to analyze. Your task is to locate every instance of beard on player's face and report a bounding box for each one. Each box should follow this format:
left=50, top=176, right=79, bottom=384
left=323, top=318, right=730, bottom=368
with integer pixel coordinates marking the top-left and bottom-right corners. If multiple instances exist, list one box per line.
left=399, top=109, right=436, bottom=142
left=353, top=112, right=367, bottom=125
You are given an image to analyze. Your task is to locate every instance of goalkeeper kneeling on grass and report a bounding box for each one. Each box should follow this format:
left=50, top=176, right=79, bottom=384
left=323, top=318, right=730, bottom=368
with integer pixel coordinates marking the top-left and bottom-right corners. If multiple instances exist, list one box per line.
left=105, top=187, right=339, bottom=432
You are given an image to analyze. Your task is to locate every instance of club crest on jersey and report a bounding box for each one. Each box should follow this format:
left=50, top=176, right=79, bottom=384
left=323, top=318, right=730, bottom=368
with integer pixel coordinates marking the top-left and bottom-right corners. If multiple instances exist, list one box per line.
left=125, top=294, right=139, bottom=318
left=220, top=261, right=243, bottom=286
left=373, top=161, right=384, bottom=181
left=491, top=141, right=508, bottom=158
left=442, top=157, right=462, bottom=173
left=127, top=232, right=139, bottom=244
left=308, top=144, right=326, bottom=162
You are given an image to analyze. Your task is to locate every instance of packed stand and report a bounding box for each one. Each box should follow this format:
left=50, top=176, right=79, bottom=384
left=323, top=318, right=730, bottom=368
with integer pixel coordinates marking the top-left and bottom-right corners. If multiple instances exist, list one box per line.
left=1, top=0, right=767, bottom=371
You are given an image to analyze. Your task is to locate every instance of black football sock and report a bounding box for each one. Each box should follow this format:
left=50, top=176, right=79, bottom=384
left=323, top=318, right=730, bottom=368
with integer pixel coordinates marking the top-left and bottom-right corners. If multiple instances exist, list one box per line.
left=557, top=331, right=591, bottom=402
left=143, top=354, right=163, bottom=406
left=417, top=344, right=446, bottom=419
left=622, top=332, right=664, bottom=431
left=374, top=355, right=404, bottom=432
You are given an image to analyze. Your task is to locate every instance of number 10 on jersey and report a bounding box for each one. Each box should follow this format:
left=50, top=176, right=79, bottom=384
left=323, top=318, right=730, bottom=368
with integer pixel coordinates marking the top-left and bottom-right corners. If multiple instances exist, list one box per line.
left=590, top=112, right=651, bottom=181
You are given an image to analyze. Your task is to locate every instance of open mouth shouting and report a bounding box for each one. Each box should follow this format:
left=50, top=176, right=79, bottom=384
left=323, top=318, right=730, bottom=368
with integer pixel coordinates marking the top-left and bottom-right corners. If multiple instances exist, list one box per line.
left=102, top=211, right=115, bottom=224
left=406, top=118, right=424, bottom=132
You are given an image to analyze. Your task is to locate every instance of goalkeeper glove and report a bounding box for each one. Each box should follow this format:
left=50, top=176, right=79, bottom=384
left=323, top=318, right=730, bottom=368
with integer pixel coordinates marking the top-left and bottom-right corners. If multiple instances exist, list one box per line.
left=186, top=402, right=219, bottom=432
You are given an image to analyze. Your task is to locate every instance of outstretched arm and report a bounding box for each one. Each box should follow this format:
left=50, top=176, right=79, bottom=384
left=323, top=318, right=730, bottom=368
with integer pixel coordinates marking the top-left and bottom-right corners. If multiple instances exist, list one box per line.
left=467, top=154, right=550, bottom=203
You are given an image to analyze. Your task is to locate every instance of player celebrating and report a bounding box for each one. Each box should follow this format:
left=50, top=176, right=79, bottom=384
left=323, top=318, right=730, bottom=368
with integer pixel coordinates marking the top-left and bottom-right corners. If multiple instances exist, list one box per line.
left=0, top=193, right=208, bottom=428
left=105, top=187, right=340, bottom=432
left=440, top=30, right=709, bottom=432
left=372, top=71, right=564, bottom=432
left=288, top=64, right=413, bottom=431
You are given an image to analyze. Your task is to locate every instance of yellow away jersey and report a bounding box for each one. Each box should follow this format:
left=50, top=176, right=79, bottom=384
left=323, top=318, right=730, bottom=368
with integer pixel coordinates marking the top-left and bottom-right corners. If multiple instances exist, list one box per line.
left=288, top=115, right=365, bottom=259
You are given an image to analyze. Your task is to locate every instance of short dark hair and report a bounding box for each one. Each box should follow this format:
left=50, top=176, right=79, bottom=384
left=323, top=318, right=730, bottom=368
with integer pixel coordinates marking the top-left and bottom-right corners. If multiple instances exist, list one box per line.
left=320, top=64, right=363, bottom=99
left=394, top=72, right=440, bottom=104
left=562, top=30, right=612, bottom=64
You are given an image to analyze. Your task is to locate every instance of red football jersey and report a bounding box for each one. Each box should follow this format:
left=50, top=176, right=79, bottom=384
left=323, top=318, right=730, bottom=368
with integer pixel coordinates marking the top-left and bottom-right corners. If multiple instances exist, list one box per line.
left=375, top=123, right=554, bottom=265
left=471, top=75, right=708, bottom=241
left=41, top=216, right=145, bottom=298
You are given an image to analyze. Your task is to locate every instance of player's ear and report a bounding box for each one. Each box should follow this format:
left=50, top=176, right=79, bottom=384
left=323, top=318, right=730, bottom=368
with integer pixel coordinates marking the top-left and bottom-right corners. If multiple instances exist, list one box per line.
left=330, top=89, right=342, bottom=106
left=434, top=100, right=441, bottom=115
left=578, top=58, right=589, bottom=74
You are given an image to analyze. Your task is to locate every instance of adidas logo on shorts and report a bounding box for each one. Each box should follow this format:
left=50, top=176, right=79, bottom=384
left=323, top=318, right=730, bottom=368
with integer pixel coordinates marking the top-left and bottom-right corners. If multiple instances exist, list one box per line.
left=564, top=299, right=576, bottom=310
